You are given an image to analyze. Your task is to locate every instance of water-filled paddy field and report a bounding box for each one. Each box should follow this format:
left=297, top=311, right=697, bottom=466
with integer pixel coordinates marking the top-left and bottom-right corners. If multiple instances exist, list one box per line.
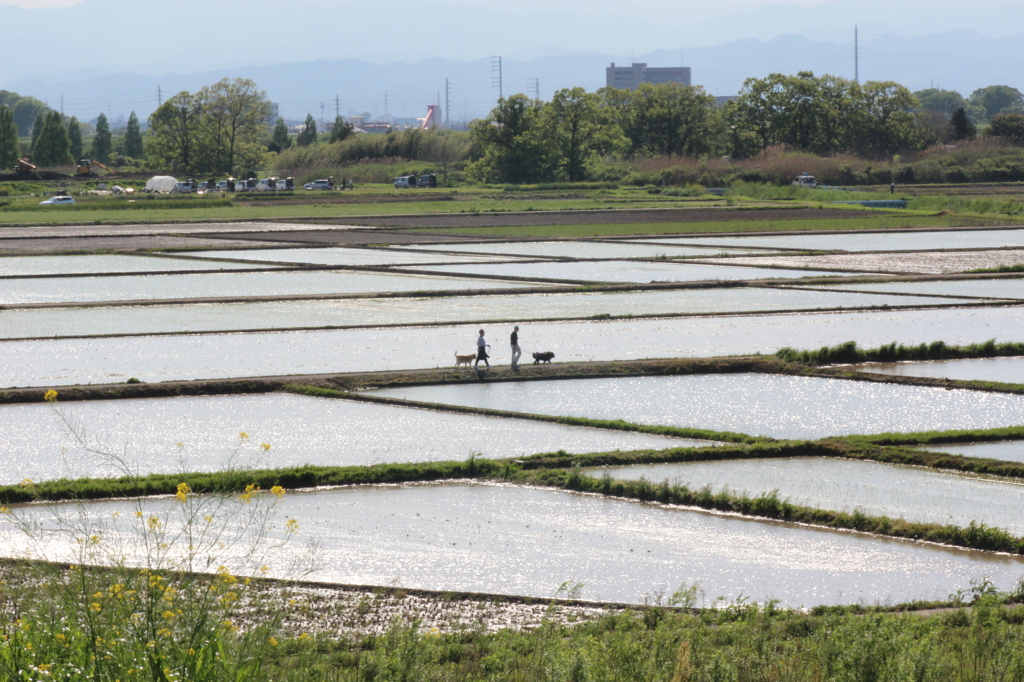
left=393, top=241, right=762, bottom=259
left=859, top=356, right=1024, bottom=383
left=703, top=250, right=1024, bottom=275
left=0, top=254, right=273, bottom=276
left=404, top=260, right=851, bottom=283
left=635, top=228, right=1024, bottom=252
left=3, top=483, right=1022, bottom=607
left=917, top=441, right=1024, bottom=463
left=814, top=278, right=1024, bottom=300
left=0, top=394, right=698, bottom=485
left=0, top=287, right=983, bottom=340
left=3, top=307, right=1021, bottom=388
left=175, top=247, right=519, bottom=266
left=588, top=457, right=1024, bottom=533
left=0, top=270, right=541, bottom=305
left=371, top=374, right=1024, bottom=440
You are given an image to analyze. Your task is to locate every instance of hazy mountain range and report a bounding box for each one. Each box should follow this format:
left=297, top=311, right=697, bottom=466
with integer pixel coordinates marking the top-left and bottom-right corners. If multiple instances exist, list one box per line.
left=2, top=0, right=1022, bottom=123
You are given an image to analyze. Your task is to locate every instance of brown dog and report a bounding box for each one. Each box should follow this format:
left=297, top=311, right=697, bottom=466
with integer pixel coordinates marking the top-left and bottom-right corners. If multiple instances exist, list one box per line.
left=455, top=351, right=476, bottom=367
left=532, top=351, right=555, bottom=364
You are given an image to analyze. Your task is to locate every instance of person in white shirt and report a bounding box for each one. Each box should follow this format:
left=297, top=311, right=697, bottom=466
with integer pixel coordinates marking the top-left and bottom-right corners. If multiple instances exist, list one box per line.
left=475, top=329, right=490, bottom=368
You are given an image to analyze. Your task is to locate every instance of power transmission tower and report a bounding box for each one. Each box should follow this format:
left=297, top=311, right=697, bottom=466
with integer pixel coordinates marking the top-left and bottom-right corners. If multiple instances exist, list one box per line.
left=445, top=78, right=451, bottom=129
left=854, top=25, right=859, bottom=83
left=492, top=56, right=503, bottom=101
left=157, top=86, right=162, bottom=106
left=528, top=78, right=539, bottom=101
left=320, top=102, right=325, bottom=132
left=335, top=94, right=340, bottom=119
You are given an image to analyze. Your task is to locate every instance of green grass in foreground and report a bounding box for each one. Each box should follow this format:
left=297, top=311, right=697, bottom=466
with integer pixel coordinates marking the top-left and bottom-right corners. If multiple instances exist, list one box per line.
left=408, top=213, right=996, bottom=239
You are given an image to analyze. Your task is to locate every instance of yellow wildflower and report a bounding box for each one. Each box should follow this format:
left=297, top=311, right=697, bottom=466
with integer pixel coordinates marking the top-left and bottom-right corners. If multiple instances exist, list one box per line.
left=0, top=507, right=9, bottom=515
left=268, top=637, right=279, bottom=647
left=286, top=518, right=299, bottom=534
left=238, top=432, right=249, bottom=440
left=261, top=443, right=271, bottom=451
left=90, top=603, right=101, bottom=613
left=162, top=610, right=176, bottom=620
left=270, top=485, right=285, bottom=499
left=175, top=482, right=191, bottom=503
left=44, top=390, right=58, bottom=403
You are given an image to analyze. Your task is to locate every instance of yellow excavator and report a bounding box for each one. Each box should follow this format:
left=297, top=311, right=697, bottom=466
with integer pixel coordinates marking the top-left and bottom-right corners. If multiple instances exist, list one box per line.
left=76, top=159, right=116, bottom=176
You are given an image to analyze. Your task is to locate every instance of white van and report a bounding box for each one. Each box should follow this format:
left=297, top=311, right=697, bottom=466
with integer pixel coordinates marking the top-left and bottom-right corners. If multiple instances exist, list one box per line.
left=394, top=176, right=415, bottom=188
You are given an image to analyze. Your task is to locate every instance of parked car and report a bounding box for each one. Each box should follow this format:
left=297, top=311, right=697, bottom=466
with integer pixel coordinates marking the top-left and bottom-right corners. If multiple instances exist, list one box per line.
left=216, top=180, right=229, bottom=191
left=172, top=182, right=194, bottom=193
left=39, top=196, right=75, bottom=206
left=415, top=174, right=437, bottom=188
left=303, top=179, right=333, bottom=190
left=394, top=175, right=416, bottom=188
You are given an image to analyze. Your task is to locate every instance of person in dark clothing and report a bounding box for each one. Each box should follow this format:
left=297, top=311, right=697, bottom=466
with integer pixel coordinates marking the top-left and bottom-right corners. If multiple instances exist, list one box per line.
left=890, top=182, right=895, bottom=194
left=510, top=325, right=522, bottom=369
left=475, top=329, right=490, bottom=368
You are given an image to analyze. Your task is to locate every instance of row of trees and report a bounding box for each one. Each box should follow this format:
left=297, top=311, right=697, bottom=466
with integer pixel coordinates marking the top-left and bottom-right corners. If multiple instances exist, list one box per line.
left=914, top=85, right=1023, bottom=122
left=0, top=104, right=145, bottom=169
left=469, top=74, right=1024, bottom=184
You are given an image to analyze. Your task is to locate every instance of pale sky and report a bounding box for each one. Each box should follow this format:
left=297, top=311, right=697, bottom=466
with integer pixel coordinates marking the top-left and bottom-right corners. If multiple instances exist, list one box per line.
left=1, top=0, right=829, bottom=8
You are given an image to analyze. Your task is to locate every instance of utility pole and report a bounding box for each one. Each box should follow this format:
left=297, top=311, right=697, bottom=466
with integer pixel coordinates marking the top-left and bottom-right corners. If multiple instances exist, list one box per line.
left=854, top=25, right=859, bottom=84
left=320, top=102, right=325, bottom=132
left=384, top=91, right=390, bottom=121
left=335, top=94, right=340, bottom=119
left=157, top=86, right=162, bottom=106
left=528, top=78, right=539, bottom=102
left=60, top=95, right=64, bottom=115
left=492, top=56, right=503, bottom=102
left=445, top=78, right=451, bottom=129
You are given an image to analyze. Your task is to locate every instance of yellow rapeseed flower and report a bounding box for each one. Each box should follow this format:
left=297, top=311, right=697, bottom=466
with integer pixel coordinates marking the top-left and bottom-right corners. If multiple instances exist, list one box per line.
left=90, top=603, right=101, bottom=613
left=238, top=432, right=249, bottom=440
left=0, top=507, right=9, bottom=515
left=286, top=519, right=299, bottom=534
left=261, top=443, right=271, bottom=451
left=270, top=485, right=285, bottom=499
left=268, top=637, right=279, bottom=647
left=162, top=610, right=176, bottom=620
left=44, top=390, right=58, bottom=403
left=175, top=482, right=191, bottom=503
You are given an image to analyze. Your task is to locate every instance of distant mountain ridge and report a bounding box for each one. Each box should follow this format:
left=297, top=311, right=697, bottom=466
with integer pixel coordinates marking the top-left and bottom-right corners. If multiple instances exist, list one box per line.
left=8, top=29, right=1022, bottom=125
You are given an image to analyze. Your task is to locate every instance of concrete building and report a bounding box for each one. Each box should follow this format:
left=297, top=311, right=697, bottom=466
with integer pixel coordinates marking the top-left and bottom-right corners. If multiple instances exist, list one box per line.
left=606, top=63, right=691, bottom=90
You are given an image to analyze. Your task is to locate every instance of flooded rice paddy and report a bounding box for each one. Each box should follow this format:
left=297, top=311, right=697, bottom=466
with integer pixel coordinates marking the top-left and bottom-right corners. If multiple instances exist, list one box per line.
left=814, top=278, right=1024, bottom=300
left=0, top=287, right=982, bottom=340
left=636, top=228, right=1024, bottom=252
left=0, top=270, right=540, bottom=304
left=404, top=260, right=849, bottom=283
left=916, top=441, right=1024, bottom=464
left=371, top=374, right=1024, bottom=440
left=0, top=254, right=271, bottom=276
left=3, top=483, right=1022, bottom=607
left=703, top=250, right=1024, bottom=275
left=3, top=307, right=1021, bottom=388
left=589, top=458, right=1024, bottom=533
left=176, top=247, right=518, bottom=266
left=0, top=394, right=696, bottom=485
left=859, top=357, right=1024, bottom=383
left=393, top=241, right=761, bottom=260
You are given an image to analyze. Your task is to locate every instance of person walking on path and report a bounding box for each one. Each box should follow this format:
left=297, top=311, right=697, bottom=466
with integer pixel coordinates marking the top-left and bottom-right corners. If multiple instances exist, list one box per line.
left=475, top=329, right=490, bottom=368
left=510, top=325, right=522, bottom=370
left=890, top=182, right=895, bottom=194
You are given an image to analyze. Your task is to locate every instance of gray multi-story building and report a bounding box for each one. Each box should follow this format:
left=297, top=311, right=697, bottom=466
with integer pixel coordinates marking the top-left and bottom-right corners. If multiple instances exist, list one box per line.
left=606, top=63, right=692, bottom=90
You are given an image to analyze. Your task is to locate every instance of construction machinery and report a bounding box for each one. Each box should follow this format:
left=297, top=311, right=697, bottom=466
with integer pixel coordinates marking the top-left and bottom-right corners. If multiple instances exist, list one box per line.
left=14, top=158, right=38, bottom=174
left=76, top=159, right=116, bottom=177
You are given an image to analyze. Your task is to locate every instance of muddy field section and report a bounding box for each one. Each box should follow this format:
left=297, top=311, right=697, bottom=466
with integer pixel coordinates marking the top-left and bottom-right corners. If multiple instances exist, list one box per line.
left=329, top=206, right=878, bottom=229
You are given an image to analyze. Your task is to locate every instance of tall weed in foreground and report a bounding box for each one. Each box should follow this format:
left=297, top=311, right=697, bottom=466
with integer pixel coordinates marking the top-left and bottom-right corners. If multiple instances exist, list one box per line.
left=0, top=391, right=314, bottom=681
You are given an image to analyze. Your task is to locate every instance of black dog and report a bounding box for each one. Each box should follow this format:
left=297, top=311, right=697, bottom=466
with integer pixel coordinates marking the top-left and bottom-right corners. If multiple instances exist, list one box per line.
left=532, top=351, right=555, bottom=364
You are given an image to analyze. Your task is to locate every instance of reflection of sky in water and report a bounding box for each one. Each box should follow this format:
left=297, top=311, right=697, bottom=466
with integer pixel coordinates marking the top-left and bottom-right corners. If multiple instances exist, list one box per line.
left=0, top=287, right=982, bottom=339
left=404, top=260, right=849, bottom=283
left=861, top=357, right=1024, bottom=383
left=813, top=279, right=1024, bottom=300
left=373, top=374, right=1024, bottom=440
left=0, top=394, right=698, bottom=485
left=917, top=441, right=1024, bottom=464
left=180, top=247, right=517, bottom=266
left=0, top=270, right=539, bottom=304
left=592, top=458, right=1024, bottom=533
left=0, top=254, right=271, bottom=276
left=3, top=483, right=1022, bottom=607
left=639, top=229, right=1024, bottom=252
left=2, top=307, right=1022, bottom=388
left=393, top=241, right=761, bottom=259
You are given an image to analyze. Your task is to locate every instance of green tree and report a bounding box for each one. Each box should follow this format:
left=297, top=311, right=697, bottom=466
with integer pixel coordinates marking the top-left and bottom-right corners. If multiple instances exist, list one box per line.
left=539, top=87, right=624, bottom=181
left=30, top=111, right=46, bottom=152
left=296, top=114, right=318, bottom=147
left=605, top=82, right=717, bottom=158
left=851, top=81, right=920, bottom=157
left=468, top=94, right=547, bottom=183
left=147, top=92, right=201, bottom=172
left=330, top=115, right=353, bottom=143
left=11, top=95, right=47, bottom=137
left=270, top=117, right=290, bottom=152
left=0, top=106, right=19, bottom=168
left=91, top=113, right=112, bottom=162
left=949, top=107, right=977, bottom=141
left=33, top=110, right=72, bottom=167
left=196, top=78, right=270, bottom=173
left=913, top=88, right=966, bottom=116
left=123, top=111, right=144, bottom=159
left=67, top=116, right=83, bottom=160
left=970, top=85, right=1024, bottom=120
left=986, top=112, right=1024, bottom=145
